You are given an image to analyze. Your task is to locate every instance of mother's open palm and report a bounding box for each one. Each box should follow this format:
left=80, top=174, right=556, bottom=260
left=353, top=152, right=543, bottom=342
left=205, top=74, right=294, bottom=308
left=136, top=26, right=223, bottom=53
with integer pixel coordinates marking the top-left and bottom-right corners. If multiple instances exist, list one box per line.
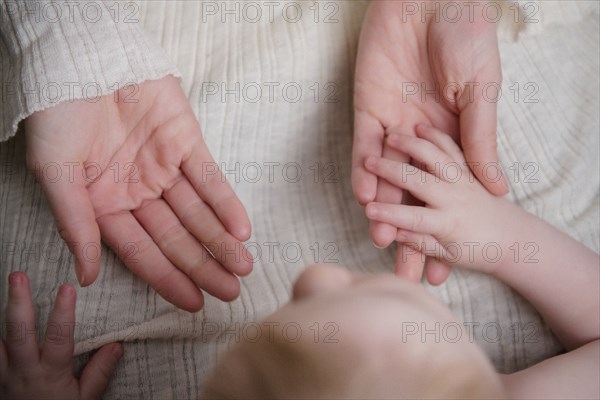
left=353, top=1, right=506, bottom=283
left=25, top=76, right=252, bottom=311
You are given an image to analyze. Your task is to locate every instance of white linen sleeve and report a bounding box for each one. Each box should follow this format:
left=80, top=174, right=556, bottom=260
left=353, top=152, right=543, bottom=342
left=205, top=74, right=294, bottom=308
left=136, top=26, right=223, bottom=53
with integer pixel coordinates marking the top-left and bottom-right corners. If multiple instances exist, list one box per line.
left=0, top=0, right=181, bottom=142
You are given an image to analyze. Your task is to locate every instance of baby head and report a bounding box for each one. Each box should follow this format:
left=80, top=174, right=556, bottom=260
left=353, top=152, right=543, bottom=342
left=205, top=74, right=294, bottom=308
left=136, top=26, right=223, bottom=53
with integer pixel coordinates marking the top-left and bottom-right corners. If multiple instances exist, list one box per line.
left=204, top=264, right=506, bottom=399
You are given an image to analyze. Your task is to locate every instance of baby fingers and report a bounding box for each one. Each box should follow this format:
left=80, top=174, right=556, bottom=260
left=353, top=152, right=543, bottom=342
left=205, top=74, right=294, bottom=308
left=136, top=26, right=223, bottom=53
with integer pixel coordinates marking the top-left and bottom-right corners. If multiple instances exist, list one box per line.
left=41, top=284, right=76, bottom=370
left=365, top=203, right=447, bottom=237
left=5, top=273, right=40, bottom=370
left=79, top=343, right=123, bottom=399
left=415, top=124, right=466, bottom=165
left=387, top=135, right=464, bottom=180
left=364, top=157, right=446, bottom=207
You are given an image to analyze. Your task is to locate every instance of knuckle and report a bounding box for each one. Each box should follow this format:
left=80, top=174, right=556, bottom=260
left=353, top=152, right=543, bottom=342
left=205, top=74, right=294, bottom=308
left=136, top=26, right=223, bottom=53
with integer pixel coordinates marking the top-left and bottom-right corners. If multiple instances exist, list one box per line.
left=156, top=224, right=188, bottom=252
left=439, top=216, right=456, bottom=242
left=411, top=210, right=424, bottom=231
left=181, top=199, right=208, bottom=222
left=190, top=257, right=212, bottom=282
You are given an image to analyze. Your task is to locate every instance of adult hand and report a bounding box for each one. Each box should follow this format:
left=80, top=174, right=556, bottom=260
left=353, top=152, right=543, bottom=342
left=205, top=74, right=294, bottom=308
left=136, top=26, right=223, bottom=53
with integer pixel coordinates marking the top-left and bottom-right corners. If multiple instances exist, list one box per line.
left=352, top=0, right=507, bottom=284
left=25, top=75, right=252, bottom=311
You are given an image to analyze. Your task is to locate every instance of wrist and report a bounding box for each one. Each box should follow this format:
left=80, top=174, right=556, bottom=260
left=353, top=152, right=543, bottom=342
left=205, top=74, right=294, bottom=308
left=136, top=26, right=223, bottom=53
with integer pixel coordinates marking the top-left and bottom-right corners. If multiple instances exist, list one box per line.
left=487, top=201, right=550, bottom=281
left=466, top=197, right=533, bottom=276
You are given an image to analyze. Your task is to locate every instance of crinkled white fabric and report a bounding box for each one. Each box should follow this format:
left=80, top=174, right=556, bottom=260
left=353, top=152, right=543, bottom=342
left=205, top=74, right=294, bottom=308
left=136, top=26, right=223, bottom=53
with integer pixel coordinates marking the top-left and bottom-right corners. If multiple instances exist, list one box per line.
left=0, top=1, right=598, bottom=398
left=0, top=0, right=181, bottom=142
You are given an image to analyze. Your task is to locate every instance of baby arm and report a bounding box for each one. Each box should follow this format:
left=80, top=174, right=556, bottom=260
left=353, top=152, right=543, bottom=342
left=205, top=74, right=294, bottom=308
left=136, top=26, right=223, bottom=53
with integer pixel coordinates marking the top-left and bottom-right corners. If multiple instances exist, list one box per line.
left=0, top=272, right=123, bottom=399
left=364, top=124, right=599, bottom=399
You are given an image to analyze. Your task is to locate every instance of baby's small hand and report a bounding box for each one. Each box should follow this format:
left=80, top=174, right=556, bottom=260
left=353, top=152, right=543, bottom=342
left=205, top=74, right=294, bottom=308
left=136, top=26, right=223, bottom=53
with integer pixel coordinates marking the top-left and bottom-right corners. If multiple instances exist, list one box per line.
left=364, top=124, right=527, bottom=274
left=0, top=272, right=123, bottom=399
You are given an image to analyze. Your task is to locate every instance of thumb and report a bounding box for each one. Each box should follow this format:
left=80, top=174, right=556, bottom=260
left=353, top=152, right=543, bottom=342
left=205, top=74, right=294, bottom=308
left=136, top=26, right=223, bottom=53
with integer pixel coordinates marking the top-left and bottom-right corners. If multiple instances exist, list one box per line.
left=459, top=89, right=509, bottom=196
left=38, top=174, right=101, bottom=286
left=80, top=343, right=123, bottom=399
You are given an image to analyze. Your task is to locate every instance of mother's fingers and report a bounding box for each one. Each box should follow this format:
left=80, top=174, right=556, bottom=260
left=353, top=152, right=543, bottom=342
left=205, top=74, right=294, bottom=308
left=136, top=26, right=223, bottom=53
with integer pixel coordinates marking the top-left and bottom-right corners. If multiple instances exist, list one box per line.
left=182, top=142, right=251, bottom=242
left=424, top=258, right=452, bottom=286
left=41, top=285, right=75, bottom=369
left=395, top=232, right=453, bottom=285
left=37, top=178, right=101, bottom=287
left=79, top=343, right=123, bottom=400
left=133, top=199, right=242, bottom=302
left=395, top=243, right=426, bottom=283
left=97, top=212, right=204, bottom=312
left=164, top=179, right=252, bottom=277
left=352, top=110, right=386, bottom=205
left=395, top=230, right=457, bottom=278
left=5, top=272, right=39, bottom=369
left=459, top=78, right=508, bottom=196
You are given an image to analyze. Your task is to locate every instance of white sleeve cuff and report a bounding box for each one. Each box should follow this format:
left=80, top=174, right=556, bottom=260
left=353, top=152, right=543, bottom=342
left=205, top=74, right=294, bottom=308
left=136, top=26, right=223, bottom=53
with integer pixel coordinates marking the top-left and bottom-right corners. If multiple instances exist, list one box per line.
left=0, top=0, right=181, bottom=142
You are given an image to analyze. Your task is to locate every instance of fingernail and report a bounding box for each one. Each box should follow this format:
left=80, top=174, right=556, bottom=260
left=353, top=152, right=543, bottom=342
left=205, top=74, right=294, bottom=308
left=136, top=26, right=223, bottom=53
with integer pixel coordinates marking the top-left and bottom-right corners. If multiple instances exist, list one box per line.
left=112, top=343, right=124, bottom=357
left=236, top=225, right=251, bottom=241
left=9, top=272, right=23, bottom=287
left=242, top=248, right=254, bottom=264
left=365, top=204, right=378, bottom=218
left=387, top=134, right=399, bottom=144
left=372, top=241, right=386, bottom=249
left=365, top=157, right=377, bottom=169
left=76, top=268, right=85, bottom=286
left=59, top=284, right=75, bottom=298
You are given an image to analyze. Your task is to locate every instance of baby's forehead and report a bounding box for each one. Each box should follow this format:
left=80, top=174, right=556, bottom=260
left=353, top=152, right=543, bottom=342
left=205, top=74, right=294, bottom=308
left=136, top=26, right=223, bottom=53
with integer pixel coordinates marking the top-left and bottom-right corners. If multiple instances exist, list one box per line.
left=270, top=283, right=454, bottom=344
left=340, top=275, right=454, bottom=316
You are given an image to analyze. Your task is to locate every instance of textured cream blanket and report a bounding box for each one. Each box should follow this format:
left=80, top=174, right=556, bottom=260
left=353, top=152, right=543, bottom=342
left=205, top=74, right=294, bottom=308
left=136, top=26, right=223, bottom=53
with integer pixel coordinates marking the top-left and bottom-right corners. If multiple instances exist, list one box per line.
left=0, top=1, right=598, bottom=398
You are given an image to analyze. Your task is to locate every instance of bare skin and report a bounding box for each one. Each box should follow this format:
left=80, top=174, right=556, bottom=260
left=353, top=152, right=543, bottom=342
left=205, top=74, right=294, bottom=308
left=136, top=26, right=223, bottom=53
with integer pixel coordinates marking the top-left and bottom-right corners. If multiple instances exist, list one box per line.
left=353, top=0, right=507, bottom=284
left=25, top=76, right=253, bottom=311
left=0, top=273, right=122, bottom=399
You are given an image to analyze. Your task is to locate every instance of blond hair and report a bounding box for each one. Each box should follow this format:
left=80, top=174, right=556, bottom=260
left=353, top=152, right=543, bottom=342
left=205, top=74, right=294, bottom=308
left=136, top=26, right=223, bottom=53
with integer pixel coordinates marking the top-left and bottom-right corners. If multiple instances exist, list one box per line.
left=204, top=321, right=507, bottom=399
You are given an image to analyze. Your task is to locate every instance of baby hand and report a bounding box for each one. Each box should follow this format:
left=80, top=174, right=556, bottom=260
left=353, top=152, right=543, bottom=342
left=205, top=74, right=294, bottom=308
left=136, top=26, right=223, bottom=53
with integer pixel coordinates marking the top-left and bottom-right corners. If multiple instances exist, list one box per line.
left=0, top=272, right=123, bottom=399
left=364, top=124, right=529, bottom=274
